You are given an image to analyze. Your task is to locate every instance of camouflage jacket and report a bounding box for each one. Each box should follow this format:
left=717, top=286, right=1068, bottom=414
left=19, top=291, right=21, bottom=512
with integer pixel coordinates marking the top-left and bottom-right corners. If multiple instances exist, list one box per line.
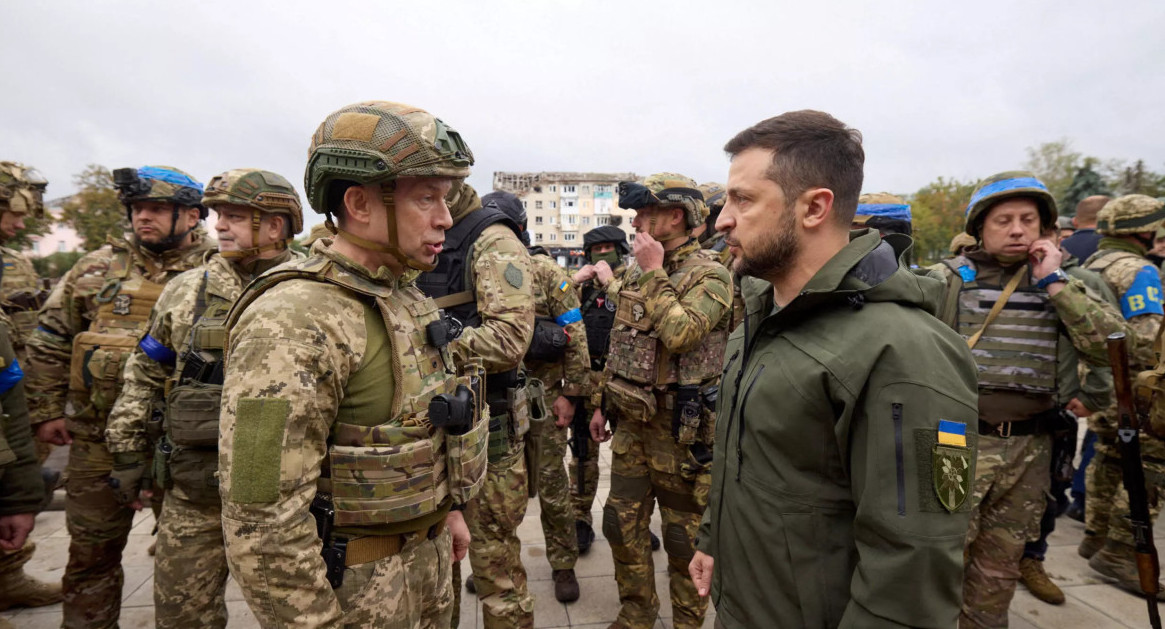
left=525, top=249, right=588, bottom=397
left=1084, top=238, right=1162, bottom=369
left=0, top=312, right=41, bottom=517
left=0, top=245, right=42, bottom=353
left=451, top=223, right=534, bottom=373
left=104, top=250, right=298, bottom=454
left=25, top=228, right=215, bottom=426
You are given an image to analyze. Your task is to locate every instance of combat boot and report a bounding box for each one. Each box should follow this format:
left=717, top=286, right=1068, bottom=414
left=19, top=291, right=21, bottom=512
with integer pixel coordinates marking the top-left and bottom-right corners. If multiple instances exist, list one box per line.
left=1078, top=531, right=1104, bottom=559
left=465, top=574, right=476, bottom=595
left=650, top=530, right=661, bottom=552
left=0, top=569, right=63, bottom=611
left=1089, top=540, right=1165, bottom=599
left=1019, top=557, right=1065, bottom=604
left=576, top=520, right=595, bottom=555
left=553, top=569, right=580, bottom=602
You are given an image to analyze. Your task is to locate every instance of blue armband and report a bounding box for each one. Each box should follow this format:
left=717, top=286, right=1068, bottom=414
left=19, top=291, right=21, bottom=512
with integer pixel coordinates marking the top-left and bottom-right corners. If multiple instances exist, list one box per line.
left=139, top=334, right=177, bottom=365
left=957, top=265, right=977, bottom=283
left=555, top=308, right=582, bottom=326
left=1121, top=265, right=1165, bottom=319
left=0, top=359, right=24, bottom=395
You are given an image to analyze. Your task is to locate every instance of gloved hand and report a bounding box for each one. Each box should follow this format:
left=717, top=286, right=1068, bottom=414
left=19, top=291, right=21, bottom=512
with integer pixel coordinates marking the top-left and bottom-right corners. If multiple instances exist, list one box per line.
left=107, top=452, right=151, bottom=508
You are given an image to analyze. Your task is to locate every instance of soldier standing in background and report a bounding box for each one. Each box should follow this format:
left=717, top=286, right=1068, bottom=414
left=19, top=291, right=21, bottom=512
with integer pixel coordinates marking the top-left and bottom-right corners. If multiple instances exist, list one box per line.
left=104, top=168, right=305, bottom=628
left=219, top=101, right=487, bottom=627
left=26, top=166, right=215, bottom=629
left=590, top=173, right=731, bottom=629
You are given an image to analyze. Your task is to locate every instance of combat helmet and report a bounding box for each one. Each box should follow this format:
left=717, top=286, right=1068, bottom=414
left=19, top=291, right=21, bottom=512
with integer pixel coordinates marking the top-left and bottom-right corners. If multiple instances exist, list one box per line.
left=1096, top=194, right=1165, bottom=237
left=964, top=171, right=1056, bottom=240
left=481, top=190, right=529, bottom=246
left=305, top=101, right=474, bottom=271
left=855, top=192, right=912, bottom=237
left=0, top=161, right=48, bottom=219
left=617, top=172, right=707, bottom=230
left=203, top=169, right=303, bottom=259
left=949, top=232, right=977, bottom=256
left=113, top=166, right=206, bottom=252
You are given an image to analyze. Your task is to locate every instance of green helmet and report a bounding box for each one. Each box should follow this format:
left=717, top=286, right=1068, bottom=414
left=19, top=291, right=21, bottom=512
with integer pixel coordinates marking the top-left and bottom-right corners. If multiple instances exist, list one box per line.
left=0, top=161, right=48, bottom=219
left=203, top=169, right=304, bottom=259
left=964, top=171, right=1056, bottom=240
left=618, top=172, right=707, bottom=230
left=1096, top=194, right=1165, bottom=236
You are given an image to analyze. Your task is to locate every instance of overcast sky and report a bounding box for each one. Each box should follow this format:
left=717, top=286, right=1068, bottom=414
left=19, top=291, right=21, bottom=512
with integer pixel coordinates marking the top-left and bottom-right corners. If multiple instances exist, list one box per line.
left=5, top=0, right=1164, bottom=229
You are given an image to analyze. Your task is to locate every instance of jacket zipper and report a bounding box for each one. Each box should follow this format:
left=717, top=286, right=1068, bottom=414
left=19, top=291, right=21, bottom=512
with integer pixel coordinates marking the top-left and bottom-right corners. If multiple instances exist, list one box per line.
left=735, top=364, right=765, bottom=481
left=892, top=403, right=905, bottom=517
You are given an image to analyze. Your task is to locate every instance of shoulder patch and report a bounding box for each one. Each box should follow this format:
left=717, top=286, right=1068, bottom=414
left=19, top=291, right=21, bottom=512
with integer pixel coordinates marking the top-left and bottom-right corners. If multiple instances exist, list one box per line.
left=932, top=420, right=971, bottom=512
left=1120, top=264, right=1164, bottom=319
left=504, top=262, right=523, bottom=289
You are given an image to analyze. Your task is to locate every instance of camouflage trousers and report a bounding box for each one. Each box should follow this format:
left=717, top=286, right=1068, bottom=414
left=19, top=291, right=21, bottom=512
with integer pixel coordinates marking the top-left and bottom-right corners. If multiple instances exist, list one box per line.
left=570, top=429, right=601, bottom=525
left=1085, top=443, right=1123, bottom=538
left=334, top=528, right=454, bottom=628
left=960, top=432, right=1051, bottom=629
left=154, top=490, right=229, bottom=629
left=0, top=540, right=36, bottom=586
left=534, top=401, right=578, bottom=570
left=1090, top=439, right=1165, bottom=549
left=604, top=412, right=710, bottom=629
left=464, top=442, right=534, bottom=629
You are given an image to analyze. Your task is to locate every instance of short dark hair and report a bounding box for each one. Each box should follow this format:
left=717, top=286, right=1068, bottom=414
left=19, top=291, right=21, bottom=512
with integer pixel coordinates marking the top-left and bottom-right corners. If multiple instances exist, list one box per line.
left=326, top=180, right=361, bottom=227
left=724, top=110, right=865, bottom=225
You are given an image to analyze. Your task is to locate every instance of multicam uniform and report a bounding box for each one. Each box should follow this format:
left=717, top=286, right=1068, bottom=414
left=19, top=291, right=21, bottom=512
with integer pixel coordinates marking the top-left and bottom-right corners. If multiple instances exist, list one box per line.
left=599, top=236, right=731, bottom=629
left=416, top=183, right=536, bottom=629
left=26, top=227, right=214, bottom=628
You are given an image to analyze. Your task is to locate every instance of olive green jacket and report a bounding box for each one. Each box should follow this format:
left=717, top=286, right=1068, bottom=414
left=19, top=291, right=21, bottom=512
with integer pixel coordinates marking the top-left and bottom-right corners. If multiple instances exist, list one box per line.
left=0, top=315, right=42, bottom=516
left=696, top=230, right=979, bottom=628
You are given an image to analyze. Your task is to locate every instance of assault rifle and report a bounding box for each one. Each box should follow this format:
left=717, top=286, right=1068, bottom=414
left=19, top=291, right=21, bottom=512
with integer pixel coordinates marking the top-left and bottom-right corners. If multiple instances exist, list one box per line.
left=1107, top=332, right=1161, bottom=629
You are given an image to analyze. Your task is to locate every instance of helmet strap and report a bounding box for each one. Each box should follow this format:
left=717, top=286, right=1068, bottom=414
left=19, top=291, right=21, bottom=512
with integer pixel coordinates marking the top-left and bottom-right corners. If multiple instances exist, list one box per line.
left=329, top=185, right=437, bottom=272
left=139, top=203, right=195, bottom=254
left=220, top=209, right=290, bottom=260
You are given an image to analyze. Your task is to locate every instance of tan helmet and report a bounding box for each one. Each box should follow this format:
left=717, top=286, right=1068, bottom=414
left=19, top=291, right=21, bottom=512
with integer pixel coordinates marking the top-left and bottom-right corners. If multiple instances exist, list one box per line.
left=1096, top=194, right=1165, bottom=236
left=949, top=232, right=977, bottom=256
left=698, top=182, right=726, bottom=212
left=618, top=172, right=707, bottom=230
left=203, top=168, right=303, bottom=259
left=0, top=161, right=48, bottom=219
left=445, top=180, right=482, bottom=226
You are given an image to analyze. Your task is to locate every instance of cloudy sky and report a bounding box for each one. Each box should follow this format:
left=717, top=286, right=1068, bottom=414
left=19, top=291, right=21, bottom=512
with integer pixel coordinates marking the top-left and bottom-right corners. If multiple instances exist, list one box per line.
left=5, top=0, right=1163, bottom=229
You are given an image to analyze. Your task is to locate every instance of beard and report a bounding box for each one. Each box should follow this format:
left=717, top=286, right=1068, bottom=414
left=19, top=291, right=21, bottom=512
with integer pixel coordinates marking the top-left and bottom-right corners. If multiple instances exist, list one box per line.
left=735, top=208, right=799, bottom=283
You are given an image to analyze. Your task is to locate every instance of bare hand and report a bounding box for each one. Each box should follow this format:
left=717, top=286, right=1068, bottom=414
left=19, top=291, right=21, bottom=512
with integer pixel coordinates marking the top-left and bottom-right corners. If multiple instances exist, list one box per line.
left=594, top=260, right=615, bottom=286
left=552, top=396, right=575, bottom=428
left=589, top=408, right=611, bottom=443
left=1066, top=398, right=1093, bottom=419
left=1029, top=239, right=1063, bottom=280
left=633, top=232, right=665, bottom=272
left=0, top=513, right=35, bottom=551
left=689, top=550, right=714, bottom=597
left=37, top=418, right=72, bottom=446
left=573, top=264, right=597, bottom=284
left=446, top=510, right=470, bottom=563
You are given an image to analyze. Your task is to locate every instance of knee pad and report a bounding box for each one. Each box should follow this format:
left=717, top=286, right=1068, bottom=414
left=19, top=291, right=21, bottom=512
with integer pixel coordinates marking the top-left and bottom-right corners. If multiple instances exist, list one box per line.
left=601, top=504, right=622, bottom=545
left=663, top=522, right=694, bottom=562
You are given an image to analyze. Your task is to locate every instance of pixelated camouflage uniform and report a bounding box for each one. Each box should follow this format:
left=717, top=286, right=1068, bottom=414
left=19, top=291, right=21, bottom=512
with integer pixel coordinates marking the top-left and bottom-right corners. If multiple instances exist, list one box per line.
left=24, top=229, right=214, bottom=629
left=598, top=237, right=732, bottom=629
left=104, top=249, right=297, bottom=628
left=932, top=250, right=1129, bottom=629
left=219, top=242, right=488, bottom=628
left=524, top=248, right=588, bottom=572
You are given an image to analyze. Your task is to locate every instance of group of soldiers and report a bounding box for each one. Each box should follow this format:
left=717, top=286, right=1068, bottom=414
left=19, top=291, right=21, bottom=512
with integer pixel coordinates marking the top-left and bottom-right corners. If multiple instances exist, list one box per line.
left=0, top=101, right=1164, bottom=629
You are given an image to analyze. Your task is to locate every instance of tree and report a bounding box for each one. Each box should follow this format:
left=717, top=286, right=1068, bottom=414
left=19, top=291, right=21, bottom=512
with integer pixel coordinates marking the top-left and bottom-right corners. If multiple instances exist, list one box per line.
left=908, top=177, right=978, bottom=266
left=1114, top=160, right=1165, bottom=198
left=31, top=250, right=85, bottom=279
left=58, top=165, right=127, bottom=251
left=5, top=211, right=52, bottom=251
left=1059, top=163, right=1110, bottom=217
left=1024, top=139, right=1083, bottom=204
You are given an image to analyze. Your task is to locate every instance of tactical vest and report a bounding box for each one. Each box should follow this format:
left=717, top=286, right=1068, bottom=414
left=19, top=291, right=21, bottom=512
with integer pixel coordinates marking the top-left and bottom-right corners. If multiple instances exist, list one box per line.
left=67, top=245, right=165, bottom=439
left=226, top=254, right=489, bottom=529
left=0, top=248, right=45, bottom=349
left=580, top=281, right=617, bottom=369
left=945, top=256, right=1059, bottom=395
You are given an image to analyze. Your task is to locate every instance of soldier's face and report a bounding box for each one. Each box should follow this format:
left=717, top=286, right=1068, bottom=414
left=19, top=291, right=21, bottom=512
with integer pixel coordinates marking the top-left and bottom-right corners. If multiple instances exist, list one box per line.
left=980, top=199, right=1041, bottom=259
left=216, top=204, right=281, bottom=253
left=720, top=147, right=800, bottom=281
left=0, top=210, right=26, bottom=240
left=132, top=201, right=199, bottom=244
left=381, top=177, right=454, bottom=267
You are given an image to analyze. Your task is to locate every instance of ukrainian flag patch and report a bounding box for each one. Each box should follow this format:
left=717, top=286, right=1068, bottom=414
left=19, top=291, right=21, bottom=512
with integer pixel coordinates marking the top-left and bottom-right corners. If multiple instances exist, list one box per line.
left=937, top=420, right=967, bottom=447
left=557, top=280, right=570, bottom=293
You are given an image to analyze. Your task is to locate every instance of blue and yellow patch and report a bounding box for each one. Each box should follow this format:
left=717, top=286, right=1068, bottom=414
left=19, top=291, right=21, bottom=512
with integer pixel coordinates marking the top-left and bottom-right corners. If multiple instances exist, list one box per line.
left=557, top=280, right=570, bottom=293
left=1121, top=265, right=1164, bottom=319
left=937, top=419, right=967, bottom=447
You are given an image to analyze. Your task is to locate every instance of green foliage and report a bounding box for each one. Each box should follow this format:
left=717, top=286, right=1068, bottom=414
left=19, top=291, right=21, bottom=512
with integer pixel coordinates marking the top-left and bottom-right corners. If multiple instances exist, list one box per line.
left=58, top=164, right=127, bottom=251
left=31, top=250, right=85, bottom=279
left=907, top=177, right=977, bottom=266
left=1023, top=139, right=1082, bottom=204
left=5, top=211, right=52, bottom=251
left=1060, top=165, right=1111, bottom=217
left=1113, top=160, right=1165, bottom=197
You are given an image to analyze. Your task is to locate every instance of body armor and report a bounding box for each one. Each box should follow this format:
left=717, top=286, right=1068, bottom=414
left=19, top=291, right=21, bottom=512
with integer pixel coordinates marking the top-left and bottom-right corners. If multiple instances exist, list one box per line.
left=227, top=254, right=488, bottom=528
left=580, top=281, right=617, bottom=370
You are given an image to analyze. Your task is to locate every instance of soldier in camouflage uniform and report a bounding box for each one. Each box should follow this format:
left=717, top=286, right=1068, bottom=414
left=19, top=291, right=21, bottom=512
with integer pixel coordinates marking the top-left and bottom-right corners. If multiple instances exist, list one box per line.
left=570, top=226, right=630, bottom=553
left=0, top=309, right=62, bottom=625
left=482, top=190, right=588, bottom=602
left=930, top=171, right=1128, bottom=628
left=590, top=173, right=732, bottom=629
left=1081, top=194, right=1165, bottom=595
left=26, top=165, right=215, bottom=629
left=219, top=101, right=488, bottom=628
left=103, top=168, right=305, bottom=628
left=415, top=182, right=536, bottom=629
left=0, top=163, right=50, bottom=463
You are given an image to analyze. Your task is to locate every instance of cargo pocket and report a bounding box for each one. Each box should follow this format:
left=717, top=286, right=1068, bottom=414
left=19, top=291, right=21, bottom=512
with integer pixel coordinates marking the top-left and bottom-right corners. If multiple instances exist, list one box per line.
left=328, top=425, right=445, bottom=527
left=165, top=384, right=222, bottom=447
left=168, top=446, right=221, bottom=505
left=446, top=417, right=489, bottom=505
left=606, top=378, right=657, bottom=424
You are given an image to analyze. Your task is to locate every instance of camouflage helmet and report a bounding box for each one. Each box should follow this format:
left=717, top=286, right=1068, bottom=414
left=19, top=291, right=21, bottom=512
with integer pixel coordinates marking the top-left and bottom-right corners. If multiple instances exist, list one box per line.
left=303, top=222, right=335, bottom=248
left=964, top=171, right=1056, bottom=240
left=0, top=161, right=48, bottom=219
left=203, top=169, right=304, bottom=259
left=304, top=101, right=473, bottom=216
left=1096, top=194, right=1165, bottom=236
left=949, top=232, right=977, bottom=255
left=446, top=180, right=482, bottom=226
left=113, top=165, right=206, bottom=217
left=618, top=172, right=707, bottom=230
left=698, top=182, right=726, bottom=211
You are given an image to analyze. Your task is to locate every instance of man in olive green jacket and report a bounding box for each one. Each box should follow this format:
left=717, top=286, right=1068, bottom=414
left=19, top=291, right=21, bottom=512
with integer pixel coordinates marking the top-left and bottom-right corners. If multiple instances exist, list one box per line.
left=691, top=111, right=979, bottom=628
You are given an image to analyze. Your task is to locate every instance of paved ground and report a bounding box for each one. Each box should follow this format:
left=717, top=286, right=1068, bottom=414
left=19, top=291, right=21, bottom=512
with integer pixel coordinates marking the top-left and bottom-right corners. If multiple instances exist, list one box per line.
left=2, top=442, right=1157, bottom=628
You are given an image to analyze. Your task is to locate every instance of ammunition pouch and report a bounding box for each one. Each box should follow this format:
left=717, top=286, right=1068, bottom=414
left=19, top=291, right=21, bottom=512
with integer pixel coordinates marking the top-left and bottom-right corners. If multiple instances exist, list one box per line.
left=443, top=363, right=488, bottom=505
left=66, top=331, right=141, bottom=436
left=527, top=317, right=569, bottom=362
left=165, top=383, right=222, bottom=447
left=524, top=428, right=542, bottom=498
left=177, top=349, right=224, bottom=387
left=673, top=385, right=701, bottom=445
left=700, top=386, right=718, bottom=445
left=605, top=377, right=657, bottom=423
left=152, top=435, right=174, bottom=490
left=167, top=446, right=220, bottom=505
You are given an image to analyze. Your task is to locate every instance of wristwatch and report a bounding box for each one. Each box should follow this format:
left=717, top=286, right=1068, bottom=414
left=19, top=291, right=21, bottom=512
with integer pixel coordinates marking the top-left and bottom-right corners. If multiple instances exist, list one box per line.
left=1035, top=268, right=1069, bottom=290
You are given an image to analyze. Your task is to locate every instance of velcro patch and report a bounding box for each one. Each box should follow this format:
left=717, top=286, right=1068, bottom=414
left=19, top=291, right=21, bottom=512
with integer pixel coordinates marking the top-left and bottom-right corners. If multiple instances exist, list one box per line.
left=332, top=112, right=381, bottom=142
left=914, top=428, right=975, bottom=513
left=504, top=262, right=524, bottom=289
left=1121, top=265, right=1164, bottom=319
left=229, top=397, right=290, bottom=504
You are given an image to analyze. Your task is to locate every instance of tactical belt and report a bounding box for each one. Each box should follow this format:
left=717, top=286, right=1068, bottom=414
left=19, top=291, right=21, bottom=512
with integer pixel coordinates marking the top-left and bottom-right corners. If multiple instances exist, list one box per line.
left=343, top=518, right=447, bottom=567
